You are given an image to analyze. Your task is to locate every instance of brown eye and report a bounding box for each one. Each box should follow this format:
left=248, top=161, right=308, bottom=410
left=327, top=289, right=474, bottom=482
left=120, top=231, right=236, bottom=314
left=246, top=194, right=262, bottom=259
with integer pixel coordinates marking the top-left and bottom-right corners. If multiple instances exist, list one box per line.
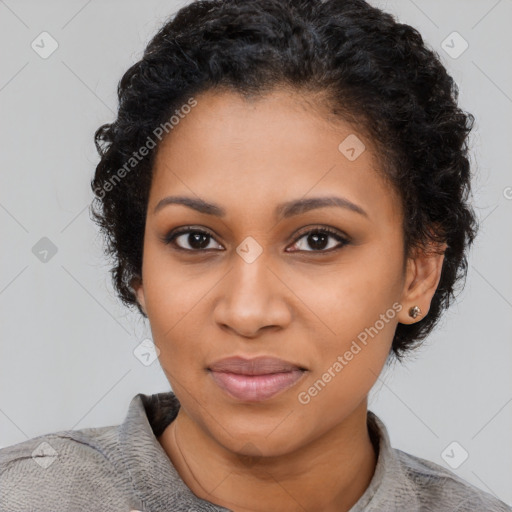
left=287, top=227, right=349, bottom=253
left=164, top=228, right=223, bottom=251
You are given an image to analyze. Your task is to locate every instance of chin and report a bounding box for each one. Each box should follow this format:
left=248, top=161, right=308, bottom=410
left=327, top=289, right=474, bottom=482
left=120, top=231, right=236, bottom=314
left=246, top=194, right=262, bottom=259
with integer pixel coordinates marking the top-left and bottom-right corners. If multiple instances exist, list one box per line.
left=208, top=419, right=304, bottom=458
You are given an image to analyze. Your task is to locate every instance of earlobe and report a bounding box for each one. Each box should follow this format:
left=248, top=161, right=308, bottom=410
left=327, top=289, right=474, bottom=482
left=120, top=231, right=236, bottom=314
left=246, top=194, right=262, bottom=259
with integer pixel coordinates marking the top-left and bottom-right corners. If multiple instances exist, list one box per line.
left=398, top=242, right=447, bottom=325
left=131, top=277, right=147, bottom=315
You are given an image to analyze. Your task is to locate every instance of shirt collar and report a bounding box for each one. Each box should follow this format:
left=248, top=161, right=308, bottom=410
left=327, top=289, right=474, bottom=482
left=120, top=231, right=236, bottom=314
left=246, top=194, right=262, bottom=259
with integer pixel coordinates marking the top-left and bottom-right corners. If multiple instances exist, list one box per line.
left=118, top=391, right=230, bottom=511
left=349, top=409, right=418, bottom=511
left=117, top=391, right=412, bottom=511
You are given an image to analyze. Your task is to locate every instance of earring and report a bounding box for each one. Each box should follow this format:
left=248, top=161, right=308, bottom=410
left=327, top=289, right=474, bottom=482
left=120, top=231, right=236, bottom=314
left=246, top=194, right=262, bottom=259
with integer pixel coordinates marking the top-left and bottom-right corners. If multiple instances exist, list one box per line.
left=409, top=306, right=421, bottom=319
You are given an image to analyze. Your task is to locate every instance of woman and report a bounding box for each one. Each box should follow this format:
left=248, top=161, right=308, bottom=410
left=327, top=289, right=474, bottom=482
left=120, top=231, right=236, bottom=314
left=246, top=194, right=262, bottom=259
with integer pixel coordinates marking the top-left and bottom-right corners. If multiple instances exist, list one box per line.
left=1, top=0, right=510, bottom=510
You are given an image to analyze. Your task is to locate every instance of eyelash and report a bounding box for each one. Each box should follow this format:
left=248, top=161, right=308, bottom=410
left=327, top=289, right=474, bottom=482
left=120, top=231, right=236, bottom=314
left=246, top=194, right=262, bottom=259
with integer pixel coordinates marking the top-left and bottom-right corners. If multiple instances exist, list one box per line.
left=162, top=225, right=350, bottom=254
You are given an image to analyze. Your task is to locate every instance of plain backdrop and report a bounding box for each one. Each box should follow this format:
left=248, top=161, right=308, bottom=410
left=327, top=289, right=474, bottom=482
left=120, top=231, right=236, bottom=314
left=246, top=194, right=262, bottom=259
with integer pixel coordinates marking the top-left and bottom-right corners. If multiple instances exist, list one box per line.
left=0, top=0, right=511, bottom=505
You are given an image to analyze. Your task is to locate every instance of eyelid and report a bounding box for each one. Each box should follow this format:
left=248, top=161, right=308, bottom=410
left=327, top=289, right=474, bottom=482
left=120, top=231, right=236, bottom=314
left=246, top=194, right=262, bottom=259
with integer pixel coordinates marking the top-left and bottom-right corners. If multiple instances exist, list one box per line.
left=161, top=226, right=222, bottom=250
left=290, top=225, right=349, bottom=243
left=286, top=225, right=350, bottom=252
left=162, top=225, right=350, bottom=253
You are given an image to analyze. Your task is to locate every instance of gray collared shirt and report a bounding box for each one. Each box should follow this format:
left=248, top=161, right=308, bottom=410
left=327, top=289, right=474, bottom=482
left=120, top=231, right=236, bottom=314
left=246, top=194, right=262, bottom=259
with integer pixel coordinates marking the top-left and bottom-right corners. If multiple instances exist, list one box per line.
left=1, top=391, right=510, bottom=511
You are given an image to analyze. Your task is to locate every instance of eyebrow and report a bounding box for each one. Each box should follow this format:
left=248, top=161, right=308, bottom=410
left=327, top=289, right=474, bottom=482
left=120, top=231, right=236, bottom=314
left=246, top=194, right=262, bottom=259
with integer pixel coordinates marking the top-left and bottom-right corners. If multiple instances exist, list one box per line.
left=153, top=195, right=368, bottom=219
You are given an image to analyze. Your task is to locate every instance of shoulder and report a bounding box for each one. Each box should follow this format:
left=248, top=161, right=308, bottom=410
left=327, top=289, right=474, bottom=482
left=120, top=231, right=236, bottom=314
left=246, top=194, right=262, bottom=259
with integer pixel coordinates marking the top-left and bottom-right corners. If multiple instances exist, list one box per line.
left=0, top=426, right=115, bottom=467
left=0, top=427, right=139, bottom=511
left=395, top=448, right=512, bottom=512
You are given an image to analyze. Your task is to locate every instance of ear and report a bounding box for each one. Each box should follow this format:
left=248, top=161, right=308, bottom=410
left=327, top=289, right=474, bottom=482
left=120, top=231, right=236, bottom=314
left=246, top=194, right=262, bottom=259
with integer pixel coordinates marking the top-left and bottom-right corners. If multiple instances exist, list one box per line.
left=397, top=240, right=447, bottom=325
left=131, top=276, right=147, bottom=316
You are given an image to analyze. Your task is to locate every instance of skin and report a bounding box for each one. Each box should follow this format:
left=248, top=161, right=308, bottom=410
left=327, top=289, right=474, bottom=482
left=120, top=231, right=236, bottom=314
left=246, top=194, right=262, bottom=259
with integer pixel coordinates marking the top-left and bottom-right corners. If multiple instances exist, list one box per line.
left=133, top=88, right=446, bottom=512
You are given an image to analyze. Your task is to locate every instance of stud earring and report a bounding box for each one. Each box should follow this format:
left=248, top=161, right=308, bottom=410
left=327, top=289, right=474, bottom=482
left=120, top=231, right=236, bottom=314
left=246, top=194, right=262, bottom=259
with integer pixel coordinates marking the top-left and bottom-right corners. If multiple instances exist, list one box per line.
left=408, top=306, right=421, bottom=319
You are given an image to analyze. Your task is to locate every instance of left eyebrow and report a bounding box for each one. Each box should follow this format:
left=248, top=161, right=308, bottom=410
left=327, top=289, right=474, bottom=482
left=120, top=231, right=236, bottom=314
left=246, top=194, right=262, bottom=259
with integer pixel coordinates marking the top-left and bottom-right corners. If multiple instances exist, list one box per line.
left=275, top=196, right=369, bottom=220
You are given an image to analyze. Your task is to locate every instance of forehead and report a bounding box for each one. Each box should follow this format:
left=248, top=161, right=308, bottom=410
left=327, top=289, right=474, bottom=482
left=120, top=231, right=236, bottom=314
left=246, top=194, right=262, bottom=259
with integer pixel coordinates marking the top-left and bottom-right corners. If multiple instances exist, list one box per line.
left=150, top=88, right=402, bottom=226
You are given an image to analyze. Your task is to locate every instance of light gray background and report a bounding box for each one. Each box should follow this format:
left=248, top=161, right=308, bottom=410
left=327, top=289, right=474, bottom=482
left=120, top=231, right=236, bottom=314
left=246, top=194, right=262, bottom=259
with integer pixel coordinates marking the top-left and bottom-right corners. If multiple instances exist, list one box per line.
left=1, top=0, right=511, bottom=505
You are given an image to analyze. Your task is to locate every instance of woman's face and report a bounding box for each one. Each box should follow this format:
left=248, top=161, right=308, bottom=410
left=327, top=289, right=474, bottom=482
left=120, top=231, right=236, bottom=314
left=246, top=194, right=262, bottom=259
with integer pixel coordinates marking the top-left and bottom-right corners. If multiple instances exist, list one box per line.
left=135, top=88, right=442, bottom=456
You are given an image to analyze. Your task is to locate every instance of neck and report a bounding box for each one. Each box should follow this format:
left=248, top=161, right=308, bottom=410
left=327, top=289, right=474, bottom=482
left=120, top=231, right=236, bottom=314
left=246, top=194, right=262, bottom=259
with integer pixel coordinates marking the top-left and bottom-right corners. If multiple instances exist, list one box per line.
left=158, top=400, right=377, bottom=512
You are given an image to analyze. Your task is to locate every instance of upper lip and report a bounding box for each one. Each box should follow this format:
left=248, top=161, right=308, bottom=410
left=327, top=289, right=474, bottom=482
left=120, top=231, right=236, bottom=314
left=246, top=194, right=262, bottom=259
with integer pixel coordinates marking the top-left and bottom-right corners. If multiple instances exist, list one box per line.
left=208, top=356, right=306, bottom=375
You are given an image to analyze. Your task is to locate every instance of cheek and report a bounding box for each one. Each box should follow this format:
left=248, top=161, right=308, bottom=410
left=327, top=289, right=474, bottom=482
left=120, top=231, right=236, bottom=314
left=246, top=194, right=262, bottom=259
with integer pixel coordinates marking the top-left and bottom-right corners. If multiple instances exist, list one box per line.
left=300, top=246, right=401, bottom=392
left=142, top=239, right=203, bottom=324
left=314, top=251, right=402, bottom=340
left=294, top=306, right=396, bottom=428
left=141, top=249, right=204, bottom=367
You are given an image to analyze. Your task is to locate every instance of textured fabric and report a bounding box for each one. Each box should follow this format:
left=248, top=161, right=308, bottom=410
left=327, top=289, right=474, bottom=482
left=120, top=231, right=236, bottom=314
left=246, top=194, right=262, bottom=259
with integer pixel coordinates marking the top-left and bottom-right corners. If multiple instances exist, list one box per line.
left=0, top=391, right=510, bottom=511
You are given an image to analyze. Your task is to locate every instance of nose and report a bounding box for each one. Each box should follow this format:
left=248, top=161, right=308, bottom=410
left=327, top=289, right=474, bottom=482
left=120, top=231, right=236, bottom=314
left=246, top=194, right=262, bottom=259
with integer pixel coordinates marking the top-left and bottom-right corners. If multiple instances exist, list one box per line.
left=213, top=252, right=292, bottom=339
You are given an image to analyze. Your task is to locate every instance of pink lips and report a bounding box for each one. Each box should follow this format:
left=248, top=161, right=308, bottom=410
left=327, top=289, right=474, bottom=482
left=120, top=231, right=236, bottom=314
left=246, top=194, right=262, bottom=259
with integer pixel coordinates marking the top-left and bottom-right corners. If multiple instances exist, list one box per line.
left=208, top=356, right=307, bottom=402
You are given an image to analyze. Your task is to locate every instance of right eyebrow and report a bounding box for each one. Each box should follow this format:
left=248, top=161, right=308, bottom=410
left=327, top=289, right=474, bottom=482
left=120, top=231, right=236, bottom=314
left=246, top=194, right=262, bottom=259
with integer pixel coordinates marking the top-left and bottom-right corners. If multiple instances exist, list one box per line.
left=154, top=196, right=225, bottom=216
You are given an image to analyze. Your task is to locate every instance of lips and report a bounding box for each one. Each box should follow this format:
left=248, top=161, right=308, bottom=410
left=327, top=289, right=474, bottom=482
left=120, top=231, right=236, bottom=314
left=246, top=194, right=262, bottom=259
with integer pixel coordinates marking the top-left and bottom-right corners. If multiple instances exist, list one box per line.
left=207, top=356, right=307, bottom=402
left=208, top=356, right=306, bottom=375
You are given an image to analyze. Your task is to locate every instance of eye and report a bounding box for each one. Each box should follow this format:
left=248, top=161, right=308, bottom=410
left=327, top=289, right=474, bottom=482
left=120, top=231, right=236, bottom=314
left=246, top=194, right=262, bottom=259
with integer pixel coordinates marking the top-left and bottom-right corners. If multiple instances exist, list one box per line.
left=163, top=227, right=223, bottom=252
left=162, top=226, right=350, bottom=253
left=286, top=226, right=350, bottom=253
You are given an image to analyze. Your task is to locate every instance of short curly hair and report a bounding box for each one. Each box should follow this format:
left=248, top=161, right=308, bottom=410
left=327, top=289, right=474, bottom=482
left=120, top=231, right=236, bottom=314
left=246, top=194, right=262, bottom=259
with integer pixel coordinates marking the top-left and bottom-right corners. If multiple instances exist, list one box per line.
left=91, top=0, right=478, bottom=362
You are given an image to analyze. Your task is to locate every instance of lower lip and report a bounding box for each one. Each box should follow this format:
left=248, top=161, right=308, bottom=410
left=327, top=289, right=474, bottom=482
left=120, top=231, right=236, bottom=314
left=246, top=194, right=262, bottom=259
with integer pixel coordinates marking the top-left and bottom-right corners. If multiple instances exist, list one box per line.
left=209, top=370, right=306, bottom=402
